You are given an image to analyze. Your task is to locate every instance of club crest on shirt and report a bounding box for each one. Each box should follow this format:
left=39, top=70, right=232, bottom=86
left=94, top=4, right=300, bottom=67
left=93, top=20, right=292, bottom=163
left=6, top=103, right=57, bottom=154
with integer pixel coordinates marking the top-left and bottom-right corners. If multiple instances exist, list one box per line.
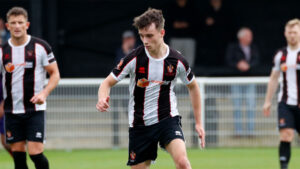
left=117, top=59, right=124, bottom=70
left=137, top=78, right=149, bottom=88
left=279, top=118, right=285, bottom=126
left=130, top=151, right=136, bottom=161
left=166, top=64, right=175, bottom=76
left=5, top=62, right=15, bottom=73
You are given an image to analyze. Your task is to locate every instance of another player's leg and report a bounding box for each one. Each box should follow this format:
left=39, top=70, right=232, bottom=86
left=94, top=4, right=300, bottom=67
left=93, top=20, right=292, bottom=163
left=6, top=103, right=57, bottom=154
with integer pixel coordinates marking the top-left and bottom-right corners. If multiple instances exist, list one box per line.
left=1, top=133, right=12, bottom=156
left=131, top=160, right=151, bottom=169
left=28, top=142, right=49, bottom=169
left=279, top=128, right=293, bottom=169
left=11, top=141, right=28, bottom=169
left=27, top=111, right=49, bottom=169
left=165, top=139, right=191, bottom=169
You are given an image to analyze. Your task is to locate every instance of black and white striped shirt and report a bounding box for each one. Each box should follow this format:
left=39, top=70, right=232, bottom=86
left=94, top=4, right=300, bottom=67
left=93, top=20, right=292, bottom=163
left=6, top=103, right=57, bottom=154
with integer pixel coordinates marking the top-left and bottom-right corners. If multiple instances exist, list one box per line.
left=273, top=46, right=300, bottom=106
left=112, top=45, right=194, bottom=127
left=0, top=35, right=56, bottom=114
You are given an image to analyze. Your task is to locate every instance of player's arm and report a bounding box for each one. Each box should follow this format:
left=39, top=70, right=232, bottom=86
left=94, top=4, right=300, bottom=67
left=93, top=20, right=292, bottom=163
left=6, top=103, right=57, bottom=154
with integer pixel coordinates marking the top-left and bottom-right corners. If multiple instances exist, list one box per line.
left=263, top=70, right=280, bottom=116
left=0, top=101, right=4, bottom=118
left=96, top=74, right=118, bottom=112
left=30, top=63, right=60, bottom=104
left=186, top=79, right=205, bottom=148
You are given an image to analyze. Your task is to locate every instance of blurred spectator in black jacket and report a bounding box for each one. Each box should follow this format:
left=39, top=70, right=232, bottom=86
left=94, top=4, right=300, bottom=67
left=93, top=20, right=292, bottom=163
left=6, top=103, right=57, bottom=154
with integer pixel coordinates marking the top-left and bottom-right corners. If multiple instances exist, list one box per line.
left=226, top=27, right=260, bottom=136
left=0, top=18, right=10, bottom=46
left=197, top=0, right=234, bottom=67
left=114, top=30, right=137, bottom=65
left=225, top=27, right=260, bottom=74
left=165, top=0, right=198, bottom=67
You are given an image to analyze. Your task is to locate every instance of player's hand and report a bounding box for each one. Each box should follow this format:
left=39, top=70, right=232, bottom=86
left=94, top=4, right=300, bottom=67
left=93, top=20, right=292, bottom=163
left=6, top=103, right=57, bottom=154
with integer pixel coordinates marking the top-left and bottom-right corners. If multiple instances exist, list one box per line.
left=30, top=91, right=47, bottom=105
left=96, top=96, right=110, bottom=112
left=263, top=101, right=271, bottom=117
left=195, top=124, right=205, bottom=149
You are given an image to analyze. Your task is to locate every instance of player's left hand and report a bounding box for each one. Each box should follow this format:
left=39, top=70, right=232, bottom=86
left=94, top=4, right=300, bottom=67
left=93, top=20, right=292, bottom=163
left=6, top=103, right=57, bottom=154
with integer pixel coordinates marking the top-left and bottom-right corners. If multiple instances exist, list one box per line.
left=195, top=124, right=205, bottom=149
left=30, top=91, right=47, bottom=105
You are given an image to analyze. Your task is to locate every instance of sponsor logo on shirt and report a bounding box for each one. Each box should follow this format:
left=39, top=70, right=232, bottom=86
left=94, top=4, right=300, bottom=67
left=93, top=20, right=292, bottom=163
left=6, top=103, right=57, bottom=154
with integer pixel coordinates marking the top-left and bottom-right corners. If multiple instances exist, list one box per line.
left=5, top=63, right=15, bottom=73
left=137, top=78, right=170, bottom=88
left=25, top=62, right=33, bottom=68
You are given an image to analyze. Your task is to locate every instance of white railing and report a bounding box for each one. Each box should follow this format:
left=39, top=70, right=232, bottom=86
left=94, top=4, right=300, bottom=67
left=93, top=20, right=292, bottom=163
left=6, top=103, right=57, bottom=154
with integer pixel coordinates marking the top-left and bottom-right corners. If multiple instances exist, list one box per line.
left=43, top=77, right=289, bottom=149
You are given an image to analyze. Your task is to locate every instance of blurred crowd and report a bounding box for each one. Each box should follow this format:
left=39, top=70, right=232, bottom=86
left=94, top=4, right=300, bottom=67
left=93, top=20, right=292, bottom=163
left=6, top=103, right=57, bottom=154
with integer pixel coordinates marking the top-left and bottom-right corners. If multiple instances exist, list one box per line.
left=116, top=0, right=262, bottom=76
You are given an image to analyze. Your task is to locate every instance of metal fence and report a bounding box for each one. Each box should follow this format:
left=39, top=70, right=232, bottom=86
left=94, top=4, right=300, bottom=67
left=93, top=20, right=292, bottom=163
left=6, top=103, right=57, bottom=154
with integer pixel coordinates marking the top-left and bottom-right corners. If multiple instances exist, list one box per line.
left=43, top=77, right=297, bottom=149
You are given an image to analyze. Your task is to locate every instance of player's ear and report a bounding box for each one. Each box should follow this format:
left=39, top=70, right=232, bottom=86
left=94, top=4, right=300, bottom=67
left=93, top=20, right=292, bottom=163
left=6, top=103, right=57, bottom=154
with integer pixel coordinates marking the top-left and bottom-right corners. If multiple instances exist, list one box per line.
left=5, top=22, right=10, bottom=31
left=26, top=22, right=30, bottom=30
left=160, top=29, right=165, bottom=37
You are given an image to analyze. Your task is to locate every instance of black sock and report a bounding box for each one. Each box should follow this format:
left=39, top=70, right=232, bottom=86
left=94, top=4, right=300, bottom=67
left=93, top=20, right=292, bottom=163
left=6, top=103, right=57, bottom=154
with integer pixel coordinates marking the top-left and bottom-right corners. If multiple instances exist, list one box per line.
left=279, top=141, right=291, bottom=169
left=30, top=153, right=49, bottom=169
left=12, top=151, right=28, bottom=169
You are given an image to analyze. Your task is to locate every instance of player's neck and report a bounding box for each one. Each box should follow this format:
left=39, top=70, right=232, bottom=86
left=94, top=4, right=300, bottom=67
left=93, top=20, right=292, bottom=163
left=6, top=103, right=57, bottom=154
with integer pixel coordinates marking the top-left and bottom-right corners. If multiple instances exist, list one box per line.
left=149, top=43, right=167, bottom=59
left=10, top=34, right=29, bottom=46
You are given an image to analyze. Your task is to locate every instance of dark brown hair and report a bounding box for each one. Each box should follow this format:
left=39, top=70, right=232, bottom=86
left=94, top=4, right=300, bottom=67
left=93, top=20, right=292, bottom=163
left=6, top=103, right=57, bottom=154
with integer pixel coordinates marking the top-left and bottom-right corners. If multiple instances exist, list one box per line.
left=6, top=7, right=28, bottom=21
left=133, top=8, right=165, bottom=30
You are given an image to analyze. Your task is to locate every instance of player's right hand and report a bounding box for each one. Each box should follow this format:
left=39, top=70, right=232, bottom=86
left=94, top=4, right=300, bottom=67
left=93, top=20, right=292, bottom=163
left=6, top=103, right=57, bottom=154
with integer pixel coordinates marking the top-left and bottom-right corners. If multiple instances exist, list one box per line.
left=263, top=101, right=271, bottom=117
left=96, top=96, right=110, bottom=112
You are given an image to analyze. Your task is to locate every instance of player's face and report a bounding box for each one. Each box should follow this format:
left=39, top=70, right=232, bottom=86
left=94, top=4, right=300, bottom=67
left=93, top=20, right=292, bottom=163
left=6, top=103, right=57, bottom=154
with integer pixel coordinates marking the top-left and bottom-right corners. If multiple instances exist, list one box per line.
left=6, top=15, right=29, bottom=39
left=138, top=23, right=165, bottom=53
left=285, top=25, right=300, bottom=46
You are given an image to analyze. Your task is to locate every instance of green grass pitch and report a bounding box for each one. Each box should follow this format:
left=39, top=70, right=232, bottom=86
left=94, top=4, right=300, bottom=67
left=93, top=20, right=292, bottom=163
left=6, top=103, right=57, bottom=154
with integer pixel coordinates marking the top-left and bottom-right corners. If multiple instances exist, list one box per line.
left=0, top=148, right=299, bottom=169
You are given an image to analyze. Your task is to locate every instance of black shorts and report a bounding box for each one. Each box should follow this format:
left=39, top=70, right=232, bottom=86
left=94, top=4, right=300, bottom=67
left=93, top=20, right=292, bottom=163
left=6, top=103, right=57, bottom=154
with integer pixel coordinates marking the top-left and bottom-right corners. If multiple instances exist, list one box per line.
left=278, top=102, right=300, bottom=133
left=127, top=116, right=185, bottom=166
left=5, top=111, right=46, bottom=144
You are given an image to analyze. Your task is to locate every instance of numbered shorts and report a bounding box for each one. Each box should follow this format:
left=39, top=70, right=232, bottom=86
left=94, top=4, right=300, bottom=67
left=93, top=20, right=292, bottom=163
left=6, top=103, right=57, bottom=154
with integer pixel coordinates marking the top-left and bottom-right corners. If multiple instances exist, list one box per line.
left=127, top=116, right=185, bottom=166
left=5, top=111, right=45, bottom=143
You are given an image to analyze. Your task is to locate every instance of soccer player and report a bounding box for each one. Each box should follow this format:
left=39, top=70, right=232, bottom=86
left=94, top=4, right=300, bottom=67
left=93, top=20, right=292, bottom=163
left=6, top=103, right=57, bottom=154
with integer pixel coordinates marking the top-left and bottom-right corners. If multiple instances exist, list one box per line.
left=0, top=7, right=60, bottom=169
left=263, top=19, right=300, bottom=169
left=96, top=8, right=205, bottom=169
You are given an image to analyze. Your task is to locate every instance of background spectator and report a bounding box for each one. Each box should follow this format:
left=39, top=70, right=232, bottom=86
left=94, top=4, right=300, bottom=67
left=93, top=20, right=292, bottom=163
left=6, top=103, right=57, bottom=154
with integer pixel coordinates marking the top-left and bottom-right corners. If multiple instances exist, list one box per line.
left=114, top=30, right=137, bottom=65
left=0, top=18, right=10, bottom=45
left=165, top=0, right=198, bottom=67
left=225, top=27, right=260, bottom=136
left=197, top=0, right=234, bottom=67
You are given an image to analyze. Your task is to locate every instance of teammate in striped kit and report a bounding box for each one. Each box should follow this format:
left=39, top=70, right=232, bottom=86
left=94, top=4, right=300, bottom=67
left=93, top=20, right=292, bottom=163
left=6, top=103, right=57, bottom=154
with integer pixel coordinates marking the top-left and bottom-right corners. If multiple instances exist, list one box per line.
left=263, top=19, right=300, bottom=169
left=0, top=7, right=60, bottom=169
left=97, top=8, right=205, bottom=169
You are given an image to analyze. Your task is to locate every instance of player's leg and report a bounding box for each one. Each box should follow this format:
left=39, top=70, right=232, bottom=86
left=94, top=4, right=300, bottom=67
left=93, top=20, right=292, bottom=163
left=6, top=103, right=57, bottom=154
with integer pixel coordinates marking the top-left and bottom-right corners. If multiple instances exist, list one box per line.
left=1, top=133, right=12, bottom=156
left=127, top=126, right=158, bottom=168
left=26, top=111, right=49, bottom=169
left=5, top=113, right=29, bottom=169
left=159, top=116, right=191, bottom=169
left=279, top=128, right=294, bottom=169
left=165, top=139, right=191, bottom=169
left=131, top=160, right=151, bottom=169
left=0, top=117, right=12, bottom=156
left=277, top=102, right=295, bottom=169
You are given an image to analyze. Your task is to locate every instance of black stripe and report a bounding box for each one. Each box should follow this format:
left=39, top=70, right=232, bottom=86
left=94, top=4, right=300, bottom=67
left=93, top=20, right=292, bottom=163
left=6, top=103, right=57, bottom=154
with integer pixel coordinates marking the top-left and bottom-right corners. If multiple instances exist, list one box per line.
left=2, top=46, right=13, bottom=113
left=23, top=42, right=36, bottom=112
left=133, top=52, right=149, bottom=126
left=297, top=52, right=300, bottom=105
left=281, top=49, right=288, bottom=103
left=48, top=58, right=56, bottom=64
left=158, top=58, right=178, bottom=121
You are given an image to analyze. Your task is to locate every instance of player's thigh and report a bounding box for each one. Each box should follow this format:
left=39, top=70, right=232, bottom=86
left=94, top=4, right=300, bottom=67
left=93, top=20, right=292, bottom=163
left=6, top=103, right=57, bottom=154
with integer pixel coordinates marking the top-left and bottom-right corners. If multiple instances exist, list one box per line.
left=165, top=138, right=188, bottom=162
left=131, top=160, right=151, bottom=169
left=27, top=141, right=44, bottom=155
left=278, top=102, right=295, bottom=130
left=5, top=113, right=27, bottom=144
left=279, top=128, right=294, bottom=142
left=10, top=141, right=26, bottom=152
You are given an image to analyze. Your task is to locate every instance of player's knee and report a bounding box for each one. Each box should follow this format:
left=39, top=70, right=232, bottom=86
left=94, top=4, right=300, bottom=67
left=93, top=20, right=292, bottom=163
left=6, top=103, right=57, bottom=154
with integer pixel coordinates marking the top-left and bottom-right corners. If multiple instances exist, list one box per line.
left=175, top=156, right=191, bottom=169
left=280, top=129, right=294, bottom=142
